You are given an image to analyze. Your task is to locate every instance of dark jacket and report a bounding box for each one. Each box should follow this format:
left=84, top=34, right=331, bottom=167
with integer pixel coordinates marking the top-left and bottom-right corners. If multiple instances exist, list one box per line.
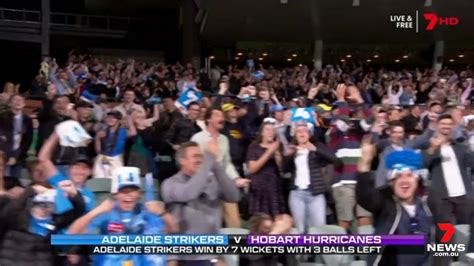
left=423, top=142, right=474, bottom=198
left=356, top=172, right=431, bottom=266
left=0, top=111, right=33, bottom=162
left=0, top=187, right=85, bottom=266
left=283, top=143, right=341, bottom=195
left=37, top=102, right=74, bottom=164
left=222, top=120, right=251, bottom=168
left=166, top=117, right=202, bottom=146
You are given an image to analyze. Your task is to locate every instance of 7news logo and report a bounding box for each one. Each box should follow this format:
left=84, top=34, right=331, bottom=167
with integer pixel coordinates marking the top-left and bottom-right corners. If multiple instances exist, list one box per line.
left=426, top=223, right=465, bottom=257
left=423, top=13, right=459, bottom=31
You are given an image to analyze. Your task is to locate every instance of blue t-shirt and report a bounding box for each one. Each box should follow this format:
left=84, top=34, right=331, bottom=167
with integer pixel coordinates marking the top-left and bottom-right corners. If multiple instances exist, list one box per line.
left=102, top=128, right=128, bottom=157
left=29, top=216, right=54, bottom=236
left=87, top=204, right=166, bottom=266
left=49, top=172, right=96, bottom=213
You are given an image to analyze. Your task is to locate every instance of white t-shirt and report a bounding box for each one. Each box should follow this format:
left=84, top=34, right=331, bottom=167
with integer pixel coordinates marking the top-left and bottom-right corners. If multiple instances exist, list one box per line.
left=440, top=144, right=466, bottom=197
left=402, top=203, right=416, bottom=218
left=294, top=148, right=310, bottom=190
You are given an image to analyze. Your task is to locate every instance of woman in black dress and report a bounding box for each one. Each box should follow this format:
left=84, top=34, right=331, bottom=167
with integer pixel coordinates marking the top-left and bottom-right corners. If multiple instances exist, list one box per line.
left=246, top=121, right=286, bottom=217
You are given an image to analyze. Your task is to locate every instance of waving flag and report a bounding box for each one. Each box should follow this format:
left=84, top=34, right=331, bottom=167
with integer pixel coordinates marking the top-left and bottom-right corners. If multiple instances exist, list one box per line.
left=175, top=87, right=203, bottom=114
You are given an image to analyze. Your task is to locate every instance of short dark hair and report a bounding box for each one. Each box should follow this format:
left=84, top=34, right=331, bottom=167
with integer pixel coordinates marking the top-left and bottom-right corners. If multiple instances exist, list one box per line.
left=187, top=101, right=200, bottom=110
left=388, top=121, right=405, bottom=131
left=124, top=87, right=136, bottom=94
left=204, top=108, right=222, bottom=124
left=53, top=95, right=70, bottom=103
left=437, top=113, right=453, bottom=122
left=8, top=93, right=24, bottom=103
left=176, top=141, right=199, bottom=160
left=429, top=102, right=442, bottom=109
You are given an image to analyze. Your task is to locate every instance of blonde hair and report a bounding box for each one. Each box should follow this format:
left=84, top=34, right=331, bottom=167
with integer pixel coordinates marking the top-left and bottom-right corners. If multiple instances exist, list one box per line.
left=248, top=213, right=273, bottom=234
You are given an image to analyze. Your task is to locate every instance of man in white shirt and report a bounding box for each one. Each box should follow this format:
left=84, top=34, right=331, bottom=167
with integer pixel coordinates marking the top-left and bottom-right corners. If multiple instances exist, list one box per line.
left=424, top=113, right=474, bottom=264
left=113, top=87, right=145, bottom=126
left=191, top=108, right=250, bottom=227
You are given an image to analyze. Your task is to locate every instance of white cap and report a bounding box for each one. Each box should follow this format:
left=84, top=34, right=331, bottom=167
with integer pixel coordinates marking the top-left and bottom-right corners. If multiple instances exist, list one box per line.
left=111, top=167, right=141, bottom=193
left=33, top=189, right=56, bottom=203
left=55, top=120, right=92, bottom=147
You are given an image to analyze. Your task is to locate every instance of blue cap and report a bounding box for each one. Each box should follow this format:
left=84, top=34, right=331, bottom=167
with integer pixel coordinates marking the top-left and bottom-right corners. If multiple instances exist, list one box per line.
left=270, top=105, right=286, bottom=113
left=385, top=150, right=423, bottom=180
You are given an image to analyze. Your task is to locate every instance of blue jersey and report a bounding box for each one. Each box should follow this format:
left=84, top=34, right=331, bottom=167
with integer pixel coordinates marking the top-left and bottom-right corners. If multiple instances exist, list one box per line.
left=88, top=204, right=166, bottom=266
left=48, top=172, right=96, bottom=213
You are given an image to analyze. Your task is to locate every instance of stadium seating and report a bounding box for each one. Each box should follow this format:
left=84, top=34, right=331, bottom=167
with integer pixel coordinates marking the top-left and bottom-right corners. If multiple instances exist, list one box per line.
left=140, top=177, right=160, bottom=201
left=308, top=225, right=354, bottom=265
left=219, top=228, right=249, bottom=266
left=85, top=178, right=112, bottom=205
left=356, top=225, right=375, bottom=235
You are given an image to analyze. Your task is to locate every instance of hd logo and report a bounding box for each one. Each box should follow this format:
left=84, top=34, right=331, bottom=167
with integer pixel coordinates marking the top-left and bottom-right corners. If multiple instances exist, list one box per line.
left=426, top=223, right=465, bottom=257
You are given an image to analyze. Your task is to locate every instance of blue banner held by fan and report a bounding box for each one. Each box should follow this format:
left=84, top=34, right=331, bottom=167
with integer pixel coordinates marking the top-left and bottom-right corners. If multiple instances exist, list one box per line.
left=291, top=107, right=315, bottom=124
left=175, top=87, right=203, bottom=114
left=145, top=173, right=155, bottom=202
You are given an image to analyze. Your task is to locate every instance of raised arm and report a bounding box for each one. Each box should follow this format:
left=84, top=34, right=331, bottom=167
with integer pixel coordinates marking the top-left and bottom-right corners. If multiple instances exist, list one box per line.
left=461, top=79, right=472, bottom=105
left=126, top=115, right=137, bottom=137
left=37, top=133, right=60, bottom=178
left=355, top=137, right=384, bottom=213
left=68, top=199, right=114, bottom=234
left=212, top=159, right=240, bottom=202
left=161, top=153, right=215, bottom=203
left=149, top=104, right=160, bottom=123
left=55, top=182, right=86, bottom=230
left=407, top=127, right=435, bottom=150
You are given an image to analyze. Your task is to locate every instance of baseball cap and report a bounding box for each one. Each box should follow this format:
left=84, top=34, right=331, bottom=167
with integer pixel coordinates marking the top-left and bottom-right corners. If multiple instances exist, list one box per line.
left=33, top=189, right=56, bottom=203
left=270, top=105, right=286, bottom=113
left=315, top=104, right=332, bottom=115
left=71, top=154, right=92, bottom=168
left=222, top=103, right=239, bottom=112
left=107, top=110, right=123, bottom=120
left=111, top=167, right=141, bottom=193
left=75, top=101, right=93, bottom=109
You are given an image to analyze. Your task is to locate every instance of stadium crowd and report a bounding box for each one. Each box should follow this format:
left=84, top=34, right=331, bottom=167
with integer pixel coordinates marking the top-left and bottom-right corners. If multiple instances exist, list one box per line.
left=0, top=50, right=474, bottom=266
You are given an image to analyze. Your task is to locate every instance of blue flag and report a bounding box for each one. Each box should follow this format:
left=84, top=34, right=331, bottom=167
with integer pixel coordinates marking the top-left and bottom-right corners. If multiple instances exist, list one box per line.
left=291, top=107, right=315, bottom=124
left=175, top=87, right=203, bottom=114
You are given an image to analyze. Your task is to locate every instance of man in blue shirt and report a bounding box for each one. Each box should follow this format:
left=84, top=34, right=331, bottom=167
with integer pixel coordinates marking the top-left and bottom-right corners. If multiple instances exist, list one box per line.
left=39, top=132, right=96, bottom=212
left=68, top=166, right=177, bottom=266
